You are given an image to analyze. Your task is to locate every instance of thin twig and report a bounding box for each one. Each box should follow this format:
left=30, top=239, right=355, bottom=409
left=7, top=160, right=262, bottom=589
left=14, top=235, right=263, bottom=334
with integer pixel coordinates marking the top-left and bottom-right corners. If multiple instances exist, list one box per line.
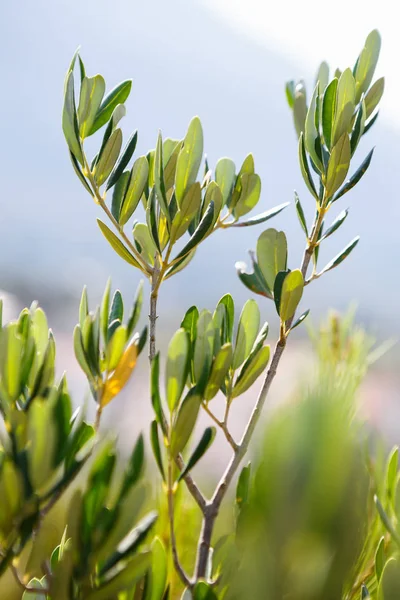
left=202, top=403, right=238, bottom=452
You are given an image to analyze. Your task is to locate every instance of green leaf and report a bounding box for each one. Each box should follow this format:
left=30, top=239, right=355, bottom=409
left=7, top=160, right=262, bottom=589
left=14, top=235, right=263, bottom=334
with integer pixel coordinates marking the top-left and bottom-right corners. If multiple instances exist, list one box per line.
left=361, top=584, right=370, bottom=599
left=236, top=463, right=251, bottom=509
left=97, top=219, right=141, bottom=268
left=364, top=111, right=379, bottom=135
left=175, top=116, right=204, bottom=204
left=94, top=128, right=123, bottom=187
left=232, top=300, right=260, bottom=370
left=274, top=270, right=290, bottom=317
left=279, top=269, right=304, bottom=321
left=318, top=237, right=360, bottom=277
left=298, top=133, right=319, bottom=200
left=170, top=388, right=201, bottom=458
left=164, top=249, right=196, bottom=280
left=86, top=553, right=152, bottom=600
left=78, top=75, right=106, bottom=139
left=230, top=202, right=289, bottom=228
left=154, top=131, right=170, bottom=222
left=332, top=68, right=356, bottom=147
left=319, top=209, right=348, bottom=242
left=202, top=181, right=223, bottom=227
left=232, top=345, right=270, bottom=398
left=193, top=581, right=218, bottom=600
left=293, top=81, right=307, bottom=137
left=333, top=149, right=374, bottom=202
left=350, top=99, right=366, bottom=156
left=107, top=130, right=138, bottom=190
left=365, top=77, right=384, bottom=119
left=285, top=81, right=295, bottom=109
left=204, top=343, right=233, bottom=401
left=133, top=223, right=157, bottom=266
left=22, top=577, right=47, bottom=599
left=322, top=78, right=338, bottom=150
left=111, top=170, right=130, bottom=222
left=218, top=294, right=234, bottom=344
left=256, top=228, right=287, bottom=292
left=151, top=353, right=166, bottom=435
left=62, top=71, right=84, bottom=164
left=172, top=200, right=215, bottom=263
left=355, top=30, right=381, bottom=103
left=233, top=174, right=261, bottom=218
left=106, top=325, right=127, bottom=371
left=294, top=192, right=308, bottom=236
left=386, top=446, right=398, bottom=504
left=89, top=80, right=132, bottom=135
left=290, top=309, right=310, bottom=331
left=235, top=257, right=272, bottom=299
left=171, top=182, right=202, bottom=242
left=79, top=285, right=89, bottom=330
left=73, top=325, right=93, bottom=380
left=127, top=280, right=143, bottom=338
left=69, top=151, right=93, bottom=195
left=326, top=133, right=351, bottom=198
left=178, top=427, right=216, bottom=482
left=149, top=537, right=168, bottom=600
left=305, top=84, right=323, bottom=172
left=150, top=420, right=165, bottom=481
left=215, top=158, right=236, bottom=206
left=166, top=328, right=190, bottom=411
left=120, top=156, right=149, bottom=225
left=375, top=536, right=385, bottom=583
left=146, top=188, right=162, bottom=255
left=193, top=310, right=214, bottom=385
left=315, top=61, right=329, bottom=92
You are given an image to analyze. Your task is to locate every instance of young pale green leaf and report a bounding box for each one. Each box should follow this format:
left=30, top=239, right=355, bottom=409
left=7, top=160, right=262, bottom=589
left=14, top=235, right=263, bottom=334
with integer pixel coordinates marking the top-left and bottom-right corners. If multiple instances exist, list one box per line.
left=326, top=133, right=351, bottom=198
left=315, top=61, right=329, bottom=92
left=285, top=80, right=295, bottom=108
left=154, top=131, right=170, bottom=222
left=97, top=220, right=141, bottom=268
left=232, top=300, right=260, bottom=370
left=332, top=68, right=356, bottom=147
left=150, top=420, right=165, bottom=481
left=111, top=171, right=130, bottom=222
left=89, top=80, right=132, bottom=135
left=375, top=536, right=385, bottom=583
left=322, top=78, right=338, bottom=150
left=73, top=325, right=93, bottom=381
left=94, top=128, right=123, bottom=187
left=298, top=133, right=319, bottom=201
left=204, top=343, right=233, bottom=401
left=294, top=192, right=308, bottom=236
left=278, top=269, right=304, bottom=321
left=318, top=237, right=360, bottom=277
left=106, top=325, right=127, bottom=371
left=164, top=139, right=182, bottom=191
left=175, top=117, right=204, bottom=204
left=62, top=71, right=84, bottom=164
left=305, top=84, right=323, bottom=172
left=365, top=77, right=384, bottom=119
left=215, top=158, right=236, bottom=206
left=293, top=81, right=307, bottom=137
left=170, top=388, right=201, bottom=458
left=166, top=328, right=190, bottom=411
left=232, top=345, right=270, bottom=398
left=107, top=130, right=138, bottom=190
left=232, top=174, right=261, bottom=218
left=120, top=156, right=149, bottom=225
left=236, top=462, right=251, bottom=509
left=319, top=209, right=349, bottom=242
left=164, top=249, right=196, bottom=280
left=79, top=286, right=89, bottom=330
left=133, top=223, right=157, bottom=266
left=257, top=228, right=287, bottom=292
left=78, top=75, right=105, bottom=139
left=289, top=309, right=310, bottom=332
left=170, top=182, right=202, bottom=242
left=230, top=202, right=289, bottom=228
left=355, top=29, right=381, bottom=103
left=333, top=149, right=374, bottom=202
left=193, top=310, right=214, bottom=385
left=172, top=200, right=215, bottom=263
left=178, top=427, right=216, bottom=482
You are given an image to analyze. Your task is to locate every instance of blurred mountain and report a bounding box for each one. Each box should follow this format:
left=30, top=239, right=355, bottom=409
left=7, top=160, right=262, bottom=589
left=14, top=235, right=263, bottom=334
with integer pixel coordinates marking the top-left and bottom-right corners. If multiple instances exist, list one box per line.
left=0, top=0, right=398, bottom=336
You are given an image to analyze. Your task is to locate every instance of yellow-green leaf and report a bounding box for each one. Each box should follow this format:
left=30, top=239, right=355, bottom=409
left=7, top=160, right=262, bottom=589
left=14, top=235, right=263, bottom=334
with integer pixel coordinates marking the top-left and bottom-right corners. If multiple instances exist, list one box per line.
left=175, top=117, right=203, bottom=204
left=256, top=228, right=287, bottom=292
left=279, top=269, right=304, bottom=321
left=326, top=133, right=351, bottom=198
left=166, top=328, right=189, bottom=411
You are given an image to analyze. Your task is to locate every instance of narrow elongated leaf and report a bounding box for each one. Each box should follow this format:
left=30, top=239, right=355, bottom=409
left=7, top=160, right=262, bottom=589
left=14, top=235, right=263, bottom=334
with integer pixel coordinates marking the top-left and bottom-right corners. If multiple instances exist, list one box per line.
left=232, top=345, right=270, bottom=398
left=332, top=68, right=356, bottom=146
left=236, top=463, right=251, bottom=509
left=215, top=158, right=236, bottom=205
left=69, top=151, right=92, bottom=195
left=333, top=149, right=374, bottom=202
left=326, top=133, right=351, bottom=198
left=202, top=181, right=223, bottom=227
left=178, top=427, right=216, bottom=481
left=73, top=325, right=93, bottom=380
left=293, top=81, right=307, bottom=137
left=170, top=388, right=201, bottom=457
left=298, top=133, right=319, bottom=200
left=78, top=75, right=106, bottom=139
left=107, top=130, right=138, bottom=190
left=151, top=353, right=166, bottom=434
left=232, top=300, right=260, bottom=370
left=150, top=420, right=165, bottom=481
left=204, top=343, right=233, bottom=401
left=315, top=61, right=329, bottom=91
left=355, top=30, right=381, bottom=102
left=94, top=128, right=123, bottom=186
left=294, top=192, right=308, bottom=236
left=322, top=78, right=338, bottom=150
left=235, top=259, right=272, bottom=298
left=285, top=80, right=295, bottom=108
left=279, top=269, right=304, bottom=321
left=111, top=171, right=130, bottom=222
left=319, top=209, right=348, bottom=242
left=172, top=201, right=214, bottom=263
left=290, top=309, right=310, bottom=331
left=101, top=342, right=139, bottom=406
left=62, top=71, right=84, bottom=164
left=305, top=84, right=323, bottom=172
left=350, top=99, right=366, bottom=156
left=375, top=536, right=385, bottom=583
left=365, top=77, right=384, bottom=118
left=230, top=202, right=289, bottom=227
left=193, top=310, right=214, bottom=385
left=154, top=131, right=170, bottom=221
left=133, top=223, right=157, bottom=265
left=164, top=249, right=196, bottom=280
left=175, top=117, right=203, bottom=204
left=89, top=80, right=132, bottom=135
left=170, top=182, right=202, bottom=242
left=146, top=188, right=162, bottom=254
left=218, top=294, right=234, bottom=344
left=166, top=328, right=189, bottom=411
left=257, top=229, right=287, bottom=292
left=149, top=537, right=168, bottom=600
left=120, top=156, right=149, bottom=225
left=386, top=446, right=398, bottom=504
left=97, top=220, right=140, bottom=268
left=86, top=553, right=152, bottom=600
left=318, top=237, right=360, bottom=276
